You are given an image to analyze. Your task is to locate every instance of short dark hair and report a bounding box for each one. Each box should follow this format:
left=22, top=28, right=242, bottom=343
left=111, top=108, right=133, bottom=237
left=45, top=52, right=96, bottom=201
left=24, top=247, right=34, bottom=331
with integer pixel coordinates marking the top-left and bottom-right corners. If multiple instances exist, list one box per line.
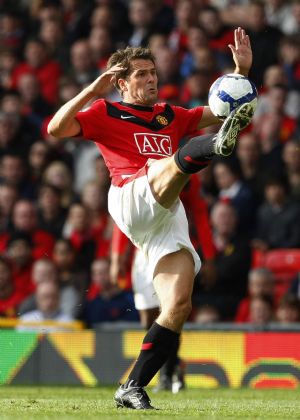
left=107, top=46, right=155, bottom=94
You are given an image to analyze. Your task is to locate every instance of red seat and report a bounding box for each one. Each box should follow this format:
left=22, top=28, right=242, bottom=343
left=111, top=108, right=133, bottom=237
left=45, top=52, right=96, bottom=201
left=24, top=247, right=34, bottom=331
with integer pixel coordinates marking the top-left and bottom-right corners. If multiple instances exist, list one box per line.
left=252, top=249, right=300, bottom=302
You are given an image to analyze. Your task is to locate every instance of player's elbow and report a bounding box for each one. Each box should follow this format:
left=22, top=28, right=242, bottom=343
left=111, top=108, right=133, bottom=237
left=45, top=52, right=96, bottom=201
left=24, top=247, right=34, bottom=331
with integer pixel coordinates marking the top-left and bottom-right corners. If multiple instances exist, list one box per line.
left=47, top=119, right=62, bottom=138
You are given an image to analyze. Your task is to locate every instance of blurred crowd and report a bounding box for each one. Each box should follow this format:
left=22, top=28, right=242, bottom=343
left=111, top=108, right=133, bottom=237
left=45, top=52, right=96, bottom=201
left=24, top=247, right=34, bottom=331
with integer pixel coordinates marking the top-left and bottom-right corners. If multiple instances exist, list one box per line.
left=0, top=0, right=300, bottom=329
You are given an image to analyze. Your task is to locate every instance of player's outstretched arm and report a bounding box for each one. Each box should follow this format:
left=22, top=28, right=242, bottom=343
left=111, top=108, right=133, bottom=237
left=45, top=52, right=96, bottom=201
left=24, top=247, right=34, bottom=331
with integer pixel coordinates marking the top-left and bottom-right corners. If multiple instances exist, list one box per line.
left=48, top=64, right=124, bottom=138
left=197, top=27, right=253, bottom=129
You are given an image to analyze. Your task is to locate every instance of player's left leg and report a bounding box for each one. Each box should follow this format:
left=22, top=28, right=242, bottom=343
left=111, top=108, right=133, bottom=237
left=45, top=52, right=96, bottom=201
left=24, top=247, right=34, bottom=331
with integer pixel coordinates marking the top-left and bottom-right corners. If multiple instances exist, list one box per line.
left=115, top=249, right=195, bottom=409
left=132, top=249, right=184, bottom=392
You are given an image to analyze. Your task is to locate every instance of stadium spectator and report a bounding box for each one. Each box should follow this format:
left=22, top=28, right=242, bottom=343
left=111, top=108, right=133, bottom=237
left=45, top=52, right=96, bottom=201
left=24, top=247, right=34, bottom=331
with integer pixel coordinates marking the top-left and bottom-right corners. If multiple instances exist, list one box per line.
left=52, top=237, right=87, bottom=300
left=180, top=26, right=209, bottom=79
left=0, top=182, right=18, bottom=232
left=155, top=47, right=180, bottom=90
left=0, top=11, right=25, bottom=53
left=90, top=5, right=114, bottom=32
left=63, top=203, right=98, bottom=270
left=0, top=50, right=18, bottom=90
left=264, top=0, right=295, bottom=35
left=148, top=33, right=168, bottom=57
left=6, top=231, right=34, bottom=296
left=39, top=18, right=68, bottom=68
left=19, top=281, right=73, bottom=331
left=195, top=201, right=251, bottom=319
left=198, top=6, right=234, bottom=70
left=279, top=35, right=300, bottom=92
left=0, top=199, right=55, bottom=260
left=253, top=85, right=297, bottom=149
left=183, top=70, right=211, bottom=108
left=19, top=257, right=79, bottom=318
left=10, top=38, right=62, bottom=105
left=41, top=121, right=74, bottom=170
left=27, top=141, right=50, bottom=185
left=235, top=267, right=274, bottom=323
left=245, top=0, right=283, bottom=86
left=88, top=26, right=113, bottom=73
left=0, top=256, right=27, bottom=317
left=193, top=304, right=220, bottom=324
left=276, top=294, right=300, bottom=323
left=282, top=140, right=300, bottom=200
left=55, top=0, right=92, bottom=46
left=16, top=72, right=53, bottom=121
left=37, top=183, right=67, bottom=238
left=212, top=158, right=256, bottom=233
left=84, top=257, right=139, bottom=325
left=81, top=179, right=112, bottom=257
left=0, top=153, right=35, bottom=199
left=42, top=161, right=75, bottom=208
left=235, top=133, right=261, bottom=194
left=94, top=154, right=111, bottom=190
left=253, top=176, right=300, bottom=251
left=127, top=0, right=156, bottom=48
left=255, top=64, right=300, bottom=119
left=0, top=89, right=40, bottom=144
left=169, top=0, right=196, bottom=55
left=249, top=295, right=274, bottom=326
left=69, top=39, right=99, bottom=86
left=0, top=113, right=32, bottom=157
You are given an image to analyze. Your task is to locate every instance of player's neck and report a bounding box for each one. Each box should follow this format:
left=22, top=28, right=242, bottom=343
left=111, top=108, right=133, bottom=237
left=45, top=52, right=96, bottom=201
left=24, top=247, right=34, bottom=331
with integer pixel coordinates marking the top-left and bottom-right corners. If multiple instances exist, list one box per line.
left=120, top=101, right=154, bottom=112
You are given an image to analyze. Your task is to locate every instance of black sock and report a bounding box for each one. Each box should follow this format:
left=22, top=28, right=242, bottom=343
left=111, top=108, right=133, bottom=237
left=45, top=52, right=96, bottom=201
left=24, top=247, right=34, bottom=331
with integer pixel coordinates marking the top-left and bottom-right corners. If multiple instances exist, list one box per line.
left=160, top=334, right=180, bottom=378
left=125, top=322, right=179, bottom=387
left=174, top=134, right=215, bottom=174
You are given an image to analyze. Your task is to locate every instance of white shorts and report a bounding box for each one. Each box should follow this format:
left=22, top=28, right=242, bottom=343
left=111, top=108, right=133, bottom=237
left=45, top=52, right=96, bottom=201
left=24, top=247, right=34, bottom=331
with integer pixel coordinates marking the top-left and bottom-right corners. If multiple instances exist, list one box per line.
left=132, top=249, right=160, bottom=310
left=108, top=167, right=201, bottom=281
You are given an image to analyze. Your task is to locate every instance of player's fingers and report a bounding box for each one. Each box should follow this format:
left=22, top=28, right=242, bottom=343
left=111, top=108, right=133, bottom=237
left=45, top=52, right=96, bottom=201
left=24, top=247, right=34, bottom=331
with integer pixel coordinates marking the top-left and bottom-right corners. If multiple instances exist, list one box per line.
left=107, top=64, right=125, bottom=74
left=241, top=28, right=246, bottom=43
left=238, top=27, right=243, bottom=43
left=228, top=44, right=236, bottom=55
left=234, top=28, right=239, bottom=48
left=245, top=35, right=251, bottom=48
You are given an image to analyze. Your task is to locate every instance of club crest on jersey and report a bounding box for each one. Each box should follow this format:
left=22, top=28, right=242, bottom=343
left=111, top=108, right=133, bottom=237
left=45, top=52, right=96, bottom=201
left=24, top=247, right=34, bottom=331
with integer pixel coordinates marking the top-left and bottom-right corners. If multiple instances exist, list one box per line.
left=156, top=115, right=168, bottom=126
left=134, top=133, right=172, bottom=156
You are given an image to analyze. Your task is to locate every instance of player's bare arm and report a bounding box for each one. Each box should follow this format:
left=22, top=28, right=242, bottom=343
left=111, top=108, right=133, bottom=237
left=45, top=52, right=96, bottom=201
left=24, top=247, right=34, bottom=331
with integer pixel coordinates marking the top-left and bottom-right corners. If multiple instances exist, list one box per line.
left=198, top=27, right=253, bottom=129
left=47, top=64, right=124, bottom=138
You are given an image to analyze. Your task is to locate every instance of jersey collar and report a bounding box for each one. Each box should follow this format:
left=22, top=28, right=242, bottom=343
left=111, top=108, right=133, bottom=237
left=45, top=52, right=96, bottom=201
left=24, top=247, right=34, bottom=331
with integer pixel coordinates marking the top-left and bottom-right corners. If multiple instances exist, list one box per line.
left=119, top=101, right=154, bottom=112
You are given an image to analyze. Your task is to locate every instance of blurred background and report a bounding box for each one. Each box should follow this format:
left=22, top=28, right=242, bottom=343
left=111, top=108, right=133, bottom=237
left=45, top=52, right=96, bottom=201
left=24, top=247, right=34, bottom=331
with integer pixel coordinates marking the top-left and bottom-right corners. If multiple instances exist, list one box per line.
left=0, top=0, right=300, bottom=389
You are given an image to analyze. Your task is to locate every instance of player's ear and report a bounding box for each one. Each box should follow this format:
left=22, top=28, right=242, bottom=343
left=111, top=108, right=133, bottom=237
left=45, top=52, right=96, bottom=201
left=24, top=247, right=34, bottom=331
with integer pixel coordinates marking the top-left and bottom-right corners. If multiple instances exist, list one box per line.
left=118, top=78, right=128, bottom=93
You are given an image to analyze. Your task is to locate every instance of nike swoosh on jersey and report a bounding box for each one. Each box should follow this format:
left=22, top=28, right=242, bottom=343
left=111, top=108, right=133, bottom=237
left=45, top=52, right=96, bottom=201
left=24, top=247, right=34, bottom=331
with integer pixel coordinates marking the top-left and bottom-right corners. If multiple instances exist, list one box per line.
left=121, top=115, right=135, bottom=119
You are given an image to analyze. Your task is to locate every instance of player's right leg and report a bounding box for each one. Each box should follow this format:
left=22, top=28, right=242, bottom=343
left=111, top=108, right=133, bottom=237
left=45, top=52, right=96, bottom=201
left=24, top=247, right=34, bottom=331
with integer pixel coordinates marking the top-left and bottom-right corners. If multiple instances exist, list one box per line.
left=148, top=102, right=254, bottom=209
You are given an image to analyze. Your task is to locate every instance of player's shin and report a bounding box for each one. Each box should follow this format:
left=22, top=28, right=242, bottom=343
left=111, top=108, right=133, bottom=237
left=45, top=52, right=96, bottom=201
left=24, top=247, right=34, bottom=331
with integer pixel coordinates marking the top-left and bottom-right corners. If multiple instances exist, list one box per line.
left=174, top=134, right=215, bottom=174
left=123, top=322, right=179, bottom=387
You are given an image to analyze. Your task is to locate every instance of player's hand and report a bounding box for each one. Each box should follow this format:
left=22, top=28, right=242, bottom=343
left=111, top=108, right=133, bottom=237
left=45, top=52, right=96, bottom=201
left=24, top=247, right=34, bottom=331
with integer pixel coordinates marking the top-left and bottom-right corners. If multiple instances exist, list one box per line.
left=228, top=27, right=252, bottom=77
left=89, top=64, right=125, bottom=96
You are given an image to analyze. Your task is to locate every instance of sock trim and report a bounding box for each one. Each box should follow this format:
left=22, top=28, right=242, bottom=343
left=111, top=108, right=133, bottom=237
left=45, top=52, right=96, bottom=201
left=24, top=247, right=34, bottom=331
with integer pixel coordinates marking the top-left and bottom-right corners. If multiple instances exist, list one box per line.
left=141, top=343, right=153, bottom=350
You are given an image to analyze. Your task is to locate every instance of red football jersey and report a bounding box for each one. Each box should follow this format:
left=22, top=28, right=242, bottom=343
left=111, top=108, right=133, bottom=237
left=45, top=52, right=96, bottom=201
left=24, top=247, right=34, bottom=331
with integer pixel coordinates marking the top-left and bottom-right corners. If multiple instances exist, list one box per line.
left=75, top=100, right=204, bottom=186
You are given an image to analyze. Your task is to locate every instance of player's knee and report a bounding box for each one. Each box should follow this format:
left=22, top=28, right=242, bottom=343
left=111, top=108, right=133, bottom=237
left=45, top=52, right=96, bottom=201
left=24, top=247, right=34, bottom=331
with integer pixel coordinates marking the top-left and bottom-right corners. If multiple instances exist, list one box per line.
left=166, top=298, right=192, bottom=323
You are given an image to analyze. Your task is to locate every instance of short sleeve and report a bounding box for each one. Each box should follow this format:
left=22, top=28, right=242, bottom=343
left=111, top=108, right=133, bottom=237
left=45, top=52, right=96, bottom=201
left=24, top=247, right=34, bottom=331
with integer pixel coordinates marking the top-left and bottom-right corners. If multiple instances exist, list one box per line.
left=172, top=106, right=204, bottom=139
left=75, top=99, right=107, bottom=141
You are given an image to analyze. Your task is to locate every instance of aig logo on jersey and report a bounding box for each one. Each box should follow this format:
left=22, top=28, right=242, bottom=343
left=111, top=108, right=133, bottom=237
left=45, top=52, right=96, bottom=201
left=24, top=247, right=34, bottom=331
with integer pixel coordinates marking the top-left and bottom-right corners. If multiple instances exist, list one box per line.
left=134, top=133, right=172, bottom=157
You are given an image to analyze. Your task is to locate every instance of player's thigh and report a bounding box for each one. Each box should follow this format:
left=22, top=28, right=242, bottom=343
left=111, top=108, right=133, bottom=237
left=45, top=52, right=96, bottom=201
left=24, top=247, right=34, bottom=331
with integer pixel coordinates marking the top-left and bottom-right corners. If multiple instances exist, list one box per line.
left=153, top=248, right=195, bottom=311
left=147, top=157, right=190, bottom=209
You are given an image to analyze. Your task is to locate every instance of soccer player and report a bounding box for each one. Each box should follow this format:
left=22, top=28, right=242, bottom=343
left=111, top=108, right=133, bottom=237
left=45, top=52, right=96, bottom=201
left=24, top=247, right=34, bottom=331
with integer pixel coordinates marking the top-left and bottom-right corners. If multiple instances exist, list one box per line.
left=48, top=27, right=254, bottom=409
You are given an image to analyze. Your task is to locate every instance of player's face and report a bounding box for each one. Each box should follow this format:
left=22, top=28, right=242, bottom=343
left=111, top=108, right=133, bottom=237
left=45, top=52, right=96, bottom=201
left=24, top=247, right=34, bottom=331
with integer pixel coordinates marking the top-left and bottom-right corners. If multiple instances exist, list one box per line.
left=122, top=59, right=158, bottom=106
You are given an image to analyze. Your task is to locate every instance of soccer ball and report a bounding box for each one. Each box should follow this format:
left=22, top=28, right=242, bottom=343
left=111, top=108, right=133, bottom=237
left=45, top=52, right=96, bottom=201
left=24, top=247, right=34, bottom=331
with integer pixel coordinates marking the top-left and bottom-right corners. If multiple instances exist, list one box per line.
left=208, top=73, right=257, bottom=119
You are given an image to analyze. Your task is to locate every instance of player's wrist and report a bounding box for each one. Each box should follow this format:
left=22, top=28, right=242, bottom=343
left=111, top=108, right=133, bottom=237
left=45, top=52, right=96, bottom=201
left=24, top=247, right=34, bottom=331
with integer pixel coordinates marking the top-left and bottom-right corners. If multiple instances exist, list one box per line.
left=234, top=67, right=249, bottom=77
